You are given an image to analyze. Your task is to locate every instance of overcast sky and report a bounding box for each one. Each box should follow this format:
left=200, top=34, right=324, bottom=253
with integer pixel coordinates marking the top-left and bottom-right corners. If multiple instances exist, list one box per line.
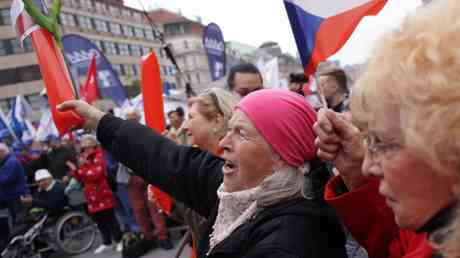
left=124, top=0, right=422, bottom=65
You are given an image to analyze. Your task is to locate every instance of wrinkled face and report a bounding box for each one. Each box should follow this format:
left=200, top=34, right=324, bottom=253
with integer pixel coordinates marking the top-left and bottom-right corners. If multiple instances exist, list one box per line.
left=38, top=178, right=53, bottom=190
left=168, top=112, right=183, bottom=129
left=219, top=110, right=276, bottom=192
left=183, top=103, right=217, bottom=150
left=361, top=103, right=456, bottom=229
left=232, top=72, right=263, bottom=98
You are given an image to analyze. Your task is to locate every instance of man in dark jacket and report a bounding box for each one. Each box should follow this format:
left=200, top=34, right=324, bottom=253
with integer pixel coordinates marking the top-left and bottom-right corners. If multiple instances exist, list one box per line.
left=59, top=89, right=348, bottom=258
left=29, top=135, right=77, bottom=182
left=20, top=169, right=67, bottom=214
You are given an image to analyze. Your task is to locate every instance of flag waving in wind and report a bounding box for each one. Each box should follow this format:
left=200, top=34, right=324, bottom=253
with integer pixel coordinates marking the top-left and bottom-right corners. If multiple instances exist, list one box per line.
left=80, top=54, right=100, bottom=104
left=284, top=0, right=387, bottom=75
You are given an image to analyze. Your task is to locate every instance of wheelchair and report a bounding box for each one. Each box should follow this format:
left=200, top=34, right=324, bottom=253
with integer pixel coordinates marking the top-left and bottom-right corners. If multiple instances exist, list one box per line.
left=1, top=208, right=97, bottom=258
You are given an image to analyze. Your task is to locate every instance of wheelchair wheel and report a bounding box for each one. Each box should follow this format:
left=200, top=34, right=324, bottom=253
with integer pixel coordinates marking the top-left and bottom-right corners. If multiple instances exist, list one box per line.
left=54, top=211, right=96, bottom=255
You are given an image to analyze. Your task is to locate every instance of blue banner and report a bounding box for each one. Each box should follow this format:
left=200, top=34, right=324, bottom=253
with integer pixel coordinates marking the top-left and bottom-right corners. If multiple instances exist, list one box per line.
left=62, top=34, right=127, bottom=106
left=203, top=23, right=226, bottom=81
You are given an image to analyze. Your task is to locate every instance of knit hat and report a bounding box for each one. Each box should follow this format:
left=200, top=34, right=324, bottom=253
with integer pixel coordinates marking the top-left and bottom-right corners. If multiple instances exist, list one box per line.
left=35, top=169, right=53, bottom=182
left=236, top=89, right=317, bottom=167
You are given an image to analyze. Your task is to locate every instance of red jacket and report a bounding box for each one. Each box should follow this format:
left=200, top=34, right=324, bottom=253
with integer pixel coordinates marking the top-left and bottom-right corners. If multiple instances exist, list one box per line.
left=324, top=176, right=433, bottom=258
left=72, top=148, right=115, bottom=213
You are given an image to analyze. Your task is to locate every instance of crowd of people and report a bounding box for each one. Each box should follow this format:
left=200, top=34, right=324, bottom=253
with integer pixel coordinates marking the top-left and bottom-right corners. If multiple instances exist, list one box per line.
left=3, top=1, right=460, bottom=258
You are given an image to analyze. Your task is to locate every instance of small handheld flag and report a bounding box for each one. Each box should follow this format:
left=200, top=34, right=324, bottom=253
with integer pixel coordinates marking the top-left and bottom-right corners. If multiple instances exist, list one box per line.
left=284, top=0, right=387, bottom=75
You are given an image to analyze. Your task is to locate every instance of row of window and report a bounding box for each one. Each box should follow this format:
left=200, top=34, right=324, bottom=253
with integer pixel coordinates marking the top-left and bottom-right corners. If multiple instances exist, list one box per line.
left=66, top=0, right=143, bottom=22
left=0, top=65, right=42, bottom=87
left=60, top=12, right=159, bottom=41
left=0, top=38, right=34, bottom=56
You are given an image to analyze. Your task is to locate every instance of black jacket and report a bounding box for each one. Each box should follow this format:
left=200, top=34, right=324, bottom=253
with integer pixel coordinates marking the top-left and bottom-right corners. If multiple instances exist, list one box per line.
left=97, top=114, right=347, bottom=258
left=32, top=181, right=67, bottom=213
left=29, top=146, right=77, bottom=180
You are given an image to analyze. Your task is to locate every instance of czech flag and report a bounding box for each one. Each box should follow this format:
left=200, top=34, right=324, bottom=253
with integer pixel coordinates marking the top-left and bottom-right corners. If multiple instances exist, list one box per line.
left=284, top=0, right=387, bottom=75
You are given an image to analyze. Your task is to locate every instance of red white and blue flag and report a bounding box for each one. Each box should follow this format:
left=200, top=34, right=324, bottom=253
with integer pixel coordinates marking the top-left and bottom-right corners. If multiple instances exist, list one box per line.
left=284, top=0, right=387, bottom=75
left=10, top=0, right=44, bottom=46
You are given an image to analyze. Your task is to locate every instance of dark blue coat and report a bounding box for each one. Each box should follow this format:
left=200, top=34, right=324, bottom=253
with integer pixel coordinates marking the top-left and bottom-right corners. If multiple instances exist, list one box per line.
left=0, top=154, right=28, bottom=204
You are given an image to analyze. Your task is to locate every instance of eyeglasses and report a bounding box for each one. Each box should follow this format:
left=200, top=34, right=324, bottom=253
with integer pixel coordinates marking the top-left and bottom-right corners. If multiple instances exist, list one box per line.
left=362, top=134, right=402, bottom=158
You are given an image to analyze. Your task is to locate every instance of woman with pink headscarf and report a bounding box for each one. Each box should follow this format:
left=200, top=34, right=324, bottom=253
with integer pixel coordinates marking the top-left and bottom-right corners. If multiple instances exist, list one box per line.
left=58, top=89, right=347, bottom=258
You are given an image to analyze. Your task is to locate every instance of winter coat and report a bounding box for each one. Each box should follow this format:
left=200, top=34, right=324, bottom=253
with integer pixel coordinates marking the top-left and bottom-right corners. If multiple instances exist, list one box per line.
left=97, top=114, right=347, bottom=258
left=32, top=181, right=68, bottom=213
left=0, top=154, right=28, bottom=204
left=324, top=176, right=440, bottom=258
left=72, top=148, right=115, bottom=213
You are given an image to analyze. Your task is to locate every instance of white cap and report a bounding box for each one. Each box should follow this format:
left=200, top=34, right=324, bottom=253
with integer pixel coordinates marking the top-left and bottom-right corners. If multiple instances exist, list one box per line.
left=35, top=169, right=53, bottom=182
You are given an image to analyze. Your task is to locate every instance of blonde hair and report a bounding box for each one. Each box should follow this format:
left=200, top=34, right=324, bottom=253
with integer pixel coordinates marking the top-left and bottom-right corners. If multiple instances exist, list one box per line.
left=351, top=1, right=460, bottom=256
left=188, top=87, right=238, bottom=138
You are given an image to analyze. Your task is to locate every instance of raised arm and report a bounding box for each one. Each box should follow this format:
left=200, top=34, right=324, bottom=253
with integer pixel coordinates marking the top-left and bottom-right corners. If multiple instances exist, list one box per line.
left=59, top=100, right=223, bottom=217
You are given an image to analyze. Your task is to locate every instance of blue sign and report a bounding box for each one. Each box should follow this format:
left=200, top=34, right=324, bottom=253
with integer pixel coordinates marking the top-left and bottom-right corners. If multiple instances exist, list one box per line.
left=203, top=23, right=226, bottom=81
left=62, top=34, right=127, bottom=106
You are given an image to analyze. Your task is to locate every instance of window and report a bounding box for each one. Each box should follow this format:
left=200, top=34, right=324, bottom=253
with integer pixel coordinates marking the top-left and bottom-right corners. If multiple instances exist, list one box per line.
left=122, top=25, right=134, bottom=37
left=92, top=40, right=103, bottom=52
left=118, top=43, right=130, bottom=56
left=169, top=66, right=176, bottom=76
left=161, top=66, right=168, bottom=76
left=77, top=16, right=92, bottom=29
left=60, top=13, right=76, bottom=26
left=122, top=9, right=131, bottom=17
left=133, top=12, right=141, bottom=21
left=0, top=40, right=10, bottom=56
left=10, top=39, right=25, bottom=54
left=23, top=38, right=33, bottom=52
left=196, top=73, right=201, bottom=83
left=95, top=2, right=106, bottom=13
left=158, top=48, right=164, bottom=58
left=134, top=27, right=144, bottom=38
left=112, top=64, right=123, bottom=75
left=0, top=9, right=11, bottom=25
left=104, top=41, right=117, bottom=55
left=133, top=64, right=140, bottom=75
left=94, top=19, right=108, bottom=32
left=81, top=0, right=92, bottom=8
left=144, top=29, right=154, bottom=40
left=170, top=83, right=177, bottom=89
left=0, top=65, right=41, bottom=86
left=130, top=45, right=142, bottom=56
left=164, top=24, right=185, bottom=36
left=142, top=47, right=151, bottom=55
left=109, top=6, right=120, bottom=16
left=109, top=22, right=122, bottom=35
left=124, top=64, right=135, bottom=76
left=184, top=40, right=189, bottom=49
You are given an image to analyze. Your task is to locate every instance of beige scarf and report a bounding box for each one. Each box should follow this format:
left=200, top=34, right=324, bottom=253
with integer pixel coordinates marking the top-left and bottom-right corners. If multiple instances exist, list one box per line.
left=208, top=164, right=308, bottom=252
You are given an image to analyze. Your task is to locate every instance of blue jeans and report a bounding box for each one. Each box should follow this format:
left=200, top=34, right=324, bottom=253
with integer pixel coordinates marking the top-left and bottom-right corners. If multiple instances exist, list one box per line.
left=115, top=183, right=139, bottom=233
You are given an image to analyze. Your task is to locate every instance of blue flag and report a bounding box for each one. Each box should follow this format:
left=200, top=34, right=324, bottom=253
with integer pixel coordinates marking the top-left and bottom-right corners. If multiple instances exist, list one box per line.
left=62, top=34, right=127, bottom=106
left=203, top=23, right=226, bottom=81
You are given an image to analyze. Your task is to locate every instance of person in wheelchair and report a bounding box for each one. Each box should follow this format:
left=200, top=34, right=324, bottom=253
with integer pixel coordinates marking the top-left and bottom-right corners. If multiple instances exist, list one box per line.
left=20, top=169, right=67, bottom=216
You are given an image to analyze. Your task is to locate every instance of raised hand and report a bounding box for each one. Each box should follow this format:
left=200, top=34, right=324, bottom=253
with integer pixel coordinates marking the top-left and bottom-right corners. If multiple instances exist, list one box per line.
left=58, top=100, right=106, bottom=130
left=313, top=108, right=367, bottom=190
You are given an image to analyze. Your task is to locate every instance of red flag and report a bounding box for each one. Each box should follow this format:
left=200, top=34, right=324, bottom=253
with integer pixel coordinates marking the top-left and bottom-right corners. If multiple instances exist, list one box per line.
left=141, top=52, right=173, bottom=215
left=80, top=55, right=100, bottom=104
left=10, top=0, right=83, bottom=135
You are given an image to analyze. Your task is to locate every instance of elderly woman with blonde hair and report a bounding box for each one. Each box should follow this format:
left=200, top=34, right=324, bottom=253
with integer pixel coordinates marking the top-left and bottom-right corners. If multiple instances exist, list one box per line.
left=314, top=1, right=460, bottom=257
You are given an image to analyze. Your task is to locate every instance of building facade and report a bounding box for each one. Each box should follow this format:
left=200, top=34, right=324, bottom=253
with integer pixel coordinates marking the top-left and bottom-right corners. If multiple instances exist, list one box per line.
left=0, top=0, right=182, bottom=110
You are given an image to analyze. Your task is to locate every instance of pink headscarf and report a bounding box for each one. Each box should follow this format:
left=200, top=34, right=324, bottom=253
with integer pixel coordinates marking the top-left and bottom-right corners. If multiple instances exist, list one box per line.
left=237, top=89, right=317, bottom=167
